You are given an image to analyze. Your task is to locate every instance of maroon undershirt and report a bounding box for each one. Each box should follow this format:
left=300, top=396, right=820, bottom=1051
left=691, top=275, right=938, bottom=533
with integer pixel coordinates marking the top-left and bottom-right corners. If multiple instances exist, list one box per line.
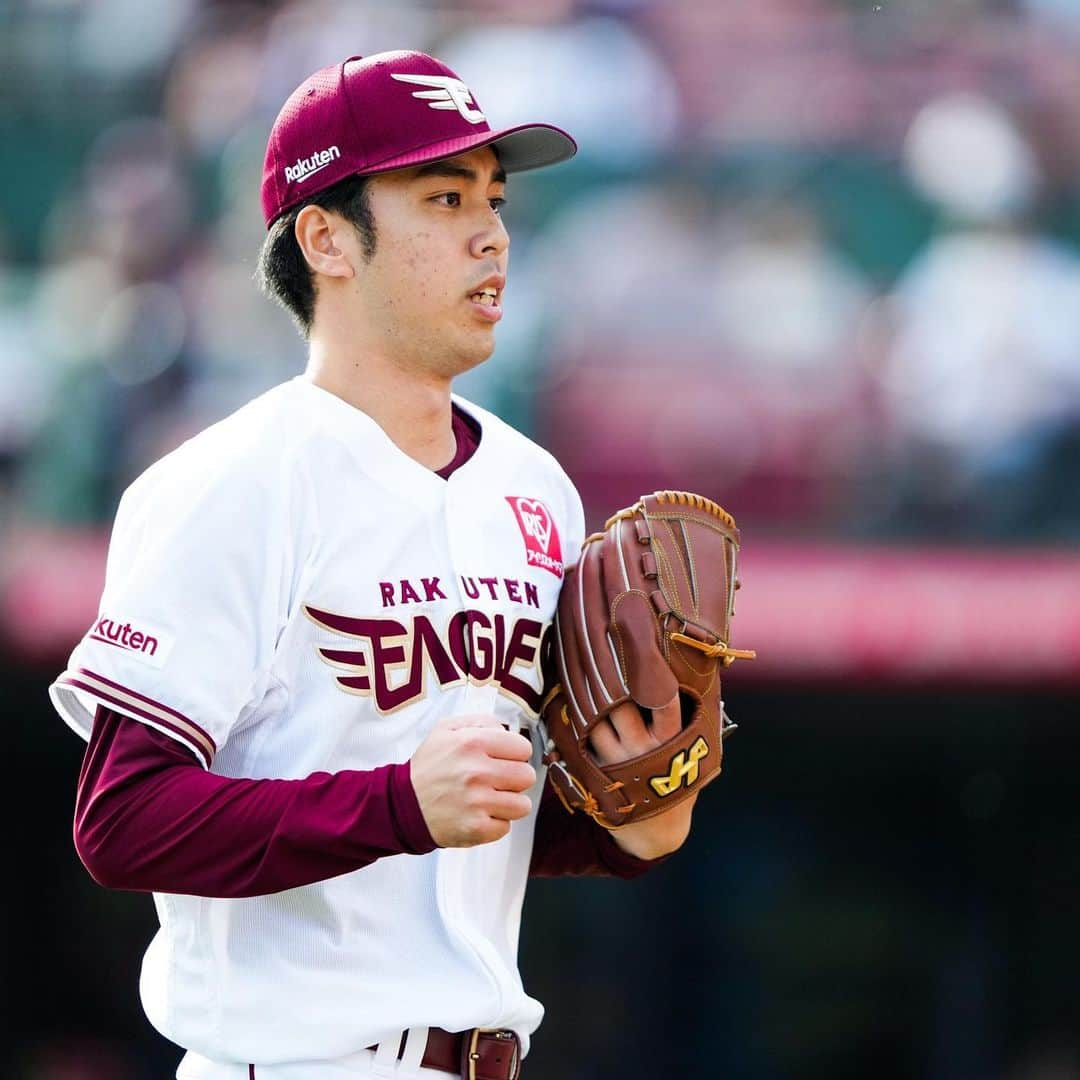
left=74, top=405, right=663, bottom=898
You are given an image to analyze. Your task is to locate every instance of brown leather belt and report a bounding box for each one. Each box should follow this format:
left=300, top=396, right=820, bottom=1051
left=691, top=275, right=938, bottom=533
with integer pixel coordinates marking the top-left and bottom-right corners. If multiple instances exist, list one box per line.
left=366, top=1026, right=521, bottom=1080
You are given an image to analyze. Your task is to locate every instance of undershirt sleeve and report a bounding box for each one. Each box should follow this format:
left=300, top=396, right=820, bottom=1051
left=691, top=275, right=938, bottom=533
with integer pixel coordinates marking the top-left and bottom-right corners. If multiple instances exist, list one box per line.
left=528, top=779, right=670, bottom=879
left=76, top=706, right=663, bottom=896
left=75, top=706, right=437, bottom=898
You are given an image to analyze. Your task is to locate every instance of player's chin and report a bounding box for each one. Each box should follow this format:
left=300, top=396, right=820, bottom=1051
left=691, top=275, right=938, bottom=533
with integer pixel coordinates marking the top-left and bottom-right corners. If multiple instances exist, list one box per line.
left=454, top=324, right=497, bottom=371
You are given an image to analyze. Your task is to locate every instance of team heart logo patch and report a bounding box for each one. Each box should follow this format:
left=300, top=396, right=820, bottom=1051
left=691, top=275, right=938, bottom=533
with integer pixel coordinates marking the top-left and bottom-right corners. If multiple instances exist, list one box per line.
left=506, top=496, right=563, bottom=579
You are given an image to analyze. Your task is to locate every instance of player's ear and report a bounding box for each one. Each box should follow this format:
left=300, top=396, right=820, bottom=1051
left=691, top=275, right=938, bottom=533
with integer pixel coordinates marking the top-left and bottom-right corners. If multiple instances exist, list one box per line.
left=294, top=205, right=356, bottom=280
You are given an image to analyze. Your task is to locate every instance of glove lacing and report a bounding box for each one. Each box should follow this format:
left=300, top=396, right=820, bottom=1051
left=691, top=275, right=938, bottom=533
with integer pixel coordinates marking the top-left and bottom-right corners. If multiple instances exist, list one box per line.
left=669, top=631, right=757, bottom=664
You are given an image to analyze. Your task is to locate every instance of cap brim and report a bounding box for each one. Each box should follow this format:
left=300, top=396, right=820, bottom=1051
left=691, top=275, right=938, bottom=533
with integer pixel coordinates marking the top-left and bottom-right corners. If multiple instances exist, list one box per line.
left=359, top=122, right=577, bottom=177
left=486, top=123, right=578, bottom=173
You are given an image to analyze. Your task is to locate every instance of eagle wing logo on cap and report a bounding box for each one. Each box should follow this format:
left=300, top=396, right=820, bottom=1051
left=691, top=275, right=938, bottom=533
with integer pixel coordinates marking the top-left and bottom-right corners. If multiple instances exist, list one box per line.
left=390, top=73, right=486, bottom=125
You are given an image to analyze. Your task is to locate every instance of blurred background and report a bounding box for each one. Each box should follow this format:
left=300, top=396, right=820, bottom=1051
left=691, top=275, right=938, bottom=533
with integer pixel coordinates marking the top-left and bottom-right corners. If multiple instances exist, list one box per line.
left=4, top=0, right=1080, bottom=1076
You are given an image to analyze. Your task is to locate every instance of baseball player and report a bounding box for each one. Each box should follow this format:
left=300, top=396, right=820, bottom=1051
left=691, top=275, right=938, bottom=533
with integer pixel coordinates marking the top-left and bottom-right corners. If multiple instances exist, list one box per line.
left=49, top=51, right=697, bottom=1080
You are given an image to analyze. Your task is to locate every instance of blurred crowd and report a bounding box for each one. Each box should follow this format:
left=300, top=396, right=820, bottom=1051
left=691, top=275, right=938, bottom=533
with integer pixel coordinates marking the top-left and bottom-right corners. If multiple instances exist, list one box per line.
left=2, top=0, right=1080, bottom=546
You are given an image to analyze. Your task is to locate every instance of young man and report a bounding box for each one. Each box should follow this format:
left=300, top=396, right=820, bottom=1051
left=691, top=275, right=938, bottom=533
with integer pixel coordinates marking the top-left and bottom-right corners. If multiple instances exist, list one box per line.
left=49, top=51, right=697, bottom=1079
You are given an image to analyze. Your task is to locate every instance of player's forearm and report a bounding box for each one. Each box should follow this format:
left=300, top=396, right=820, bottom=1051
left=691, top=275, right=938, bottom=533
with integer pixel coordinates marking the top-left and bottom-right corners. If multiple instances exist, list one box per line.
left=75, top=707, right=436, bottom=898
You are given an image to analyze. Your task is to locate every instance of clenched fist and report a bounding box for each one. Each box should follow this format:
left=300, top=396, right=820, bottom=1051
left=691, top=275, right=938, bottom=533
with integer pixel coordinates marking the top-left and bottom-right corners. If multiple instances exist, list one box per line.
left=410, top=714, right=536, bottom=847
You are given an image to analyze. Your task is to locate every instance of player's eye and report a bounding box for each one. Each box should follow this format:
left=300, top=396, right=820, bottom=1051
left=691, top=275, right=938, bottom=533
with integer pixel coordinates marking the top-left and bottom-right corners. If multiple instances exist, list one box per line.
left=433, top=192, right=462, bottom=207
left=489, top=197, right=506, bottom=214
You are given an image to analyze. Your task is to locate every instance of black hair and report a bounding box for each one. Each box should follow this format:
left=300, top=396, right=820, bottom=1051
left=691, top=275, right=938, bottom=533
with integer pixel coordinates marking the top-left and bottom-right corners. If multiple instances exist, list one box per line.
left=257, top=173, right=377, bottom=338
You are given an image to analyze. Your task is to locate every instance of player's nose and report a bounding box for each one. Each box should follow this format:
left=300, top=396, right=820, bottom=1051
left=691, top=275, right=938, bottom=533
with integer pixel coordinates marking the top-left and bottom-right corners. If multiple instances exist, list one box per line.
left=471, top=211, right=509, bottom=260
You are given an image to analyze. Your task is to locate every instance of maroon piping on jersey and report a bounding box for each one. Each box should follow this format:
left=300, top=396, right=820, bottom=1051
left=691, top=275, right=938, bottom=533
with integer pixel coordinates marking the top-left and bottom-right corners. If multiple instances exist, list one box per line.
left=57, top=669, right=216, bottom=768
left=69, top=667, right=199, bottom=727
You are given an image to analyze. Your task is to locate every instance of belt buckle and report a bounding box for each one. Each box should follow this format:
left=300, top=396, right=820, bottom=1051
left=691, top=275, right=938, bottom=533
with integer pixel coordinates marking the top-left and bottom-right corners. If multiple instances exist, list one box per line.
left=464, top=1028, right=521, bottom=1080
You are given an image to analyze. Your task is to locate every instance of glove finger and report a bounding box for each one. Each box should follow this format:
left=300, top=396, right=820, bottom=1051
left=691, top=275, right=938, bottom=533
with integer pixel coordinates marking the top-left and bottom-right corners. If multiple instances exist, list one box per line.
left=553, top=571, right=593, bottom=736
left=575, top=536, right=626, bottom=707
left=602, top=515, right=679, bottom=710
left=641, top=492, right=741, bottom=640
left=558, top=537, right=624, bottom=730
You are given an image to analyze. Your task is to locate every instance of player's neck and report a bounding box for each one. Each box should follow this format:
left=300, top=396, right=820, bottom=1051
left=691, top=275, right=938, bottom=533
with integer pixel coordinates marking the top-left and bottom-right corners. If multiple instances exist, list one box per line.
left=304, top=343, right=457, bottom=472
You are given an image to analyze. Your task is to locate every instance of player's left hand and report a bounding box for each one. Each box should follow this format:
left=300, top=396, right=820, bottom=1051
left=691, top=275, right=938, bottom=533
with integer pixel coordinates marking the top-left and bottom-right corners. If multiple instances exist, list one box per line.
left=587, top=699, right=696, bottom=861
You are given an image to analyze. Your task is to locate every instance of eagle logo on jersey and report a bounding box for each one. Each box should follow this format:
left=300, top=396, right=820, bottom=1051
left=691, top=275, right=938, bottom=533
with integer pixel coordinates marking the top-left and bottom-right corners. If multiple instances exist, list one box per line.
left=390, top=72, right=486, bottom=124
left=304, top=604, right=549, bottom=716
left=506, top=497, right=563, bottom=579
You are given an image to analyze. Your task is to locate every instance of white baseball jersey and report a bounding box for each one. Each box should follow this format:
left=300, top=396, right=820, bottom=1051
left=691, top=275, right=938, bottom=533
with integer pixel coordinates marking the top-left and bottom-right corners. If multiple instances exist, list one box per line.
left=49, top=376, right=585, bottom=1066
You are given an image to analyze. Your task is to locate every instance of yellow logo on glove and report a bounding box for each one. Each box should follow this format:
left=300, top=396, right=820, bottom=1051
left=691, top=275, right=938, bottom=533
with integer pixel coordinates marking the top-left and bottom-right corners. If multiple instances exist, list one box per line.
left=650, top=736, right=710, bottom=796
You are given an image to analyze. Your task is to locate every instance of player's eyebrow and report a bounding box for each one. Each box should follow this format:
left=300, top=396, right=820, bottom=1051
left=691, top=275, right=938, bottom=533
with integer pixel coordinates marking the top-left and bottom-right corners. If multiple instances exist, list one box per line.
left=412, top=161, right=507, bottom=185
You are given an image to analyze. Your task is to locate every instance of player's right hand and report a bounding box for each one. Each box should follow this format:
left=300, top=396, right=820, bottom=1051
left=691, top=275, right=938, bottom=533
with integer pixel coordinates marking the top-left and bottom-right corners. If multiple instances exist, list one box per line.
left=409, top=714, right=536, bottom=848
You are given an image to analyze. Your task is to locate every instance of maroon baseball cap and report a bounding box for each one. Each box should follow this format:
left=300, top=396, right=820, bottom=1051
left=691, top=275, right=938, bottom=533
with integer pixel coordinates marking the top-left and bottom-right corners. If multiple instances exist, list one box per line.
left=261, top=50, right=577, bottom=227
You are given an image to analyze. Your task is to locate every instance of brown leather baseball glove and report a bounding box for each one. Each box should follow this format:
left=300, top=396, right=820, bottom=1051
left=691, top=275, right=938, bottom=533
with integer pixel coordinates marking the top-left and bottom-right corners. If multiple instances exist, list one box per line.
left=540, top=491, right=755, bottom=829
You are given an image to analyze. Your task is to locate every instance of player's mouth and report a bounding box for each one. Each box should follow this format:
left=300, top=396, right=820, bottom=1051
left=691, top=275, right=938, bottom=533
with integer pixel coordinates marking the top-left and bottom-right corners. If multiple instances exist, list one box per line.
left=468, top=277, right=504, bottom=323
